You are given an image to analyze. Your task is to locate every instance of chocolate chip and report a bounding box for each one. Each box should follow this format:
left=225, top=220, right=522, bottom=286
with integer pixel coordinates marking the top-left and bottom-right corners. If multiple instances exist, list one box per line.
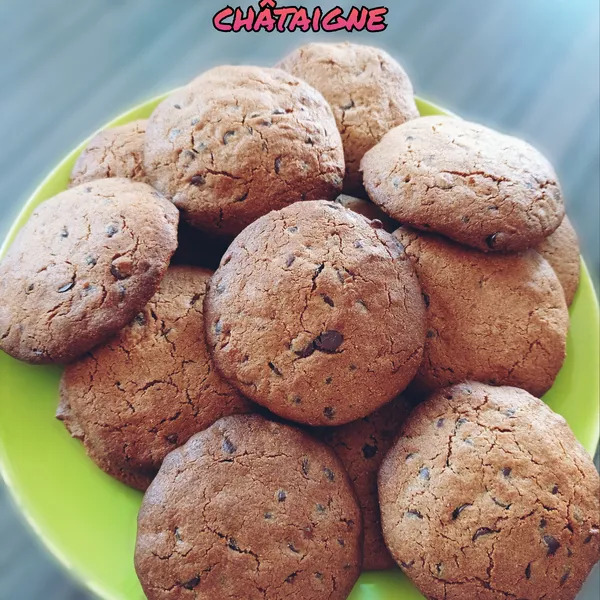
left=272, top=108, right=285, bottom=115
left=457, top=417, right=468, bottom=426
left=268, top=362, right=282, bottom=376
left=362, top=444, right=377, bottom=459
left=57, top=282, right=74, bottom=293
left=288, top=543, right=300, bottom=554
left=492, top=497, right=511, bottom=509
left=584, top=534, right=593, bottom=544
left=543, top=535, right=560, bottom=556
left=419, top=467, right=430, bottom=481
left=228, top=538, right=240, bottom=551
left=26, top=283, right=34, bottom=293
left=285, top=572, right=298, bottom=583
left=288, top=226, right=298, bottom=233
left=110, top=264, right=127, bottom=280
left=117, top=283, right=126, bottom=300
left=552, top=485, right=559, bottom=495
left=173, top=103, right=181, bottom=109
left=277, top=490, right=287, bottom=502
left=190, top=174, right=205, bottom=186
left=134, top=312, right=146, bottom=326
left=540, top=518, right=547, bottom=529
left=406, top=510, right=423, bottom=519
left=314, top=572, right=323, bottom=580
left=349, top=364, right=357, bottom=371
left=426, top=329, right=436, bottom=338
left=485, top=233, right=498, bottom=248
left=322, top=294, right=334, bottom=307
left=295, top=343, right=315, bottom=359
left=292, top=396, right=302, bottom=405
left=560, top=570, right=570, bottom=586
left=305, top=136, right=314, bottom=145
left=422, top=293, right=430, bottom=307
left=166, top=434, right=178, bottom=444
left=223, top=130, right=235, bottom=144
left=436, top=418, right=445, bottom=428
left=461, top=216, right=470, bottom=223
left=85, top=255, right=97, bottom=266
left=353, top=240, right=364, bottom=249
left=316, top=504, right=326, bottom=513
left=323, top=407, right=335, bottom=420
left=452, top=504, right=471, bottom=520
left=274, top=157, right=282, bottom=174
left=222, top=437, right=236, bottom=454
left=502, top=467, right=512, bottom=478
left=323, top=467, right=335, bottom=481
left=60, top=227, right=69, bottom=238
left=301, top=458, right=310, bottom=476
left=264, top=512, right=273, bottom=520
left=314, top=330, right=343, bottom=353
left=182, top=576, right=200, bottom=590
left=472, top=527, right=496, bottom=541
left=525, top=563, right=531, bottom=579
left=400, top=560, right=414, bottom=569
left=106, top=224, right=119, bottom=237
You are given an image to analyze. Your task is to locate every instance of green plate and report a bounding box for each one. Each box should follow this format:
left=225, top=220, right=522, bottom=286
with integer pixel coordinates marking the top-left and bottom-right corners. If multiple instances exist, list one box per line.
left=0, top=96, right=598, bottom=600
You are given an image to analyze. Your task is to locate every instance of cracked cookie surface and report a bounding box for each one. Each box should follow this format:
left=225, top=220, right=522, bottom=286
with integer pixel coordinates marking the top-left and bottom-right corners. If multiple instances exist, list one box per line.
left=378, top=382, right=600, bottom=600
left=394, top=227, right=568, bottom=397
left=316, top=395, right=411, bottom=570
left=57, top=266, right=253, bottom=490
left=361, top=116, right=564, bottom=252
left=277, top=42, right=418, bottom=195
left=70, top=120, right=147, bottom=186
left=144, top=65, right=344, bottom=236
left=135, top=414, right=362, bottom=600
left=536, top=216, right=580, bottom=306
left=204, top=200, right=426, bottom=426
left=0, top=178, right=179, bottom=364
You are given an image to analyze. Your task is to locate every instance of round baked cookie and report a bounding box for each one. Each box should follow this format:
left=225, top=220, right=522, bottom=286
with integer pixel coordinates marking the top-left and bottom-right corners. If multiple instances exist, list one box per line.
left=394, top=227, right=568, bottom=397
left=317, top=395, right=411, bottom=570
left=379, top=382, right=600, bottom=600
left=0, top=178, right=178, bottom=364
left=70, top=120, right=147, bottom=186
left=536, top=215, right=580, bottom=306
left=135, top=414, right=362, bottom=600
left=205, top=200, right=426, bottom=426
left=144, top=65, right=344, bottom=236
left=335, top=194, right=398, bottom=233
left=57, top=266, right=253, bottom=490
left=361, top=116, right=564, bottom=252
left=277, top=42, right=419, bottom=194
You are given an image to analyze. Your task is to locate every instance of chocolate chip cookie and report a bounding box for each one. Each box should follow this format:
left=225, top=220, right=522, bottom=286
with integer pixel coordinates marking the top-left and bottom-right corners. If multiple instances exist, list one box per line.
left=205, top=201, right=426, bottom=426
left=394, top=227, right=568, bottom=397
left=144, top=66, right=344, bottom=236
left=379, top=382, right=600, bottom=600
left=317, top=395, right=411, bottom=570
left=277, top=42, right=418, bottom=194
left=0, top=178, right=178, bottom=364
left=335, top=194, right=398, bottom=233
left=57, top=266, right=253, bottom=490
left=70, top=120, right=147, bottom=186
left=362, top=116, right=565, bottom=251
left=536, top=215, right=580, bottom=306
left=135, top=414, right=362, bottom=600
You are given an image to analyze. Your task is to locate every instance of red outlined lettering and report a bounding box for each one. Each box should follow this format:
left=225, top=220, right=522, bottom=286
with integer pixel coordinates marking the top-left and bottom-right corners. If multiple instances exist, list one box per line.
left=213, top=6, right=234, bottom=31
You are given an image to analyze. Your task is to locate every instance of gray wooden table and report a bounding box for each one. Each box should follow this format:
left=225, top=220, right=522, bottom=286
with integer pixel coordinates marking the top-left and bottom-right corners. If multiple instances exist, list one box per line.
left=0, top=1, right=598, bottom=598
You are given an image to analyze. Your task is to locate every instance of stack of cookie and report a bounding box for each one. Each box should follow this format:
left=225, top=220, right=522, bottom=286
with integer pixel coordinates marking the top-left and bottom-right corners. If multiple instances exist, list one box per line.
left=0, top=42, right=597, bottom=600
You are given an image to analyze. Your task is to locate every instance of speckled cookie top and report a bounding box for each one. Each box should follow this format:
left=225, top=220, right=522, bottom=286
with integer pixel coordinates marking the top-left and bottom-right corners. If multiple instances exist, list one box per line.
left=317, top=395, right=411, bottom=570
left=277, top=42, right=419, bottom=194
left=0, top=178, right=179, bottom=364
left=394, top=227, right=568, bottom=397
left=70, top=120, right=147, bottom=186
left=144, top=65, right=344, bottom=236
left=361, top=116, right=564, bottom=251
left=536, top=216, right=580, bottom=306
left=135, top=414, right=362, bottom=600
left=57, top=266, right=253, bottom=490
left=204, top=200, right=426, bottom=426
left=378, top=382, right=600, bottom=600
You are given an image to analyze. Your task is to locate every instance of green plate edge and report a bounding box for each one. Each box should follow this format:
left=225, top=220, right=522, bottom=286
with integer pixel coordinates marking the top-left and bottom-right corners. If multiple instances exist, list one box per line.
left=0, top=95, right=598, bottom=600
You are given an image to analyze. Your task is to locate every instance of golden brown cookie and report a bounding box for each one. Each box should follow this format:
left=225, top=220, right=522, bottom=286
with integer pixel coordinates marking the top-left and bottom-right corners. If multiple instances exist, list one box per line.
left=536, top=215, right=580, bottom=305
left=0, top=178, right=178, bottom=364
left=335, top=194, right=398, bottom=233
left=362, top=116, right=565, bottom=252
left=205, top=201, right=426, bottom=426
left=70, top=120, right=147, bottom=186
left=277, top=42, right=418, bottom=194
left=317, top=395, right=411, bottom=570
left=57, top=266, right=253, bottom=490
left=135, top=414, right=363, bottom=600
left=394, top=227, right=568, bottom=397
left=144, top=66, right=344, bottom=236
left=379, top=382, right=600, bottom=600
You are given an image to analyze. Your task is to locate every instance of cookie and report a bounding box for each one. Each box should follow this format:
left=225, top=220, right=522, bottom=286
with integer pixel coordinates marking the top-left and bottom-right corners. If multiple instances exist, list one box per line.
left=171, top=221, right=232, bottom=271
left=536, top=215, right=580, bottom=306
left=277, top=42, right=418, bottom=194
left=57, top=266, right=253, bottom=490
left=335, top=194, right=398, bottom=233
left=144, top=66, right=344, bottom=236
left=361, top=116, right=565, bottom=252
left=135, top=414, right=362, bottom=600
left=70, top=120, right=147, bottom=186
left=0, top=178, right=178, bottom=364
left=205, top=200, right=426, bottom=426
left=379, top=382, right=600, bottom=600
left=394, top=227, right=568, bottom=397
left=317, top=395, right=411, bottom=570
